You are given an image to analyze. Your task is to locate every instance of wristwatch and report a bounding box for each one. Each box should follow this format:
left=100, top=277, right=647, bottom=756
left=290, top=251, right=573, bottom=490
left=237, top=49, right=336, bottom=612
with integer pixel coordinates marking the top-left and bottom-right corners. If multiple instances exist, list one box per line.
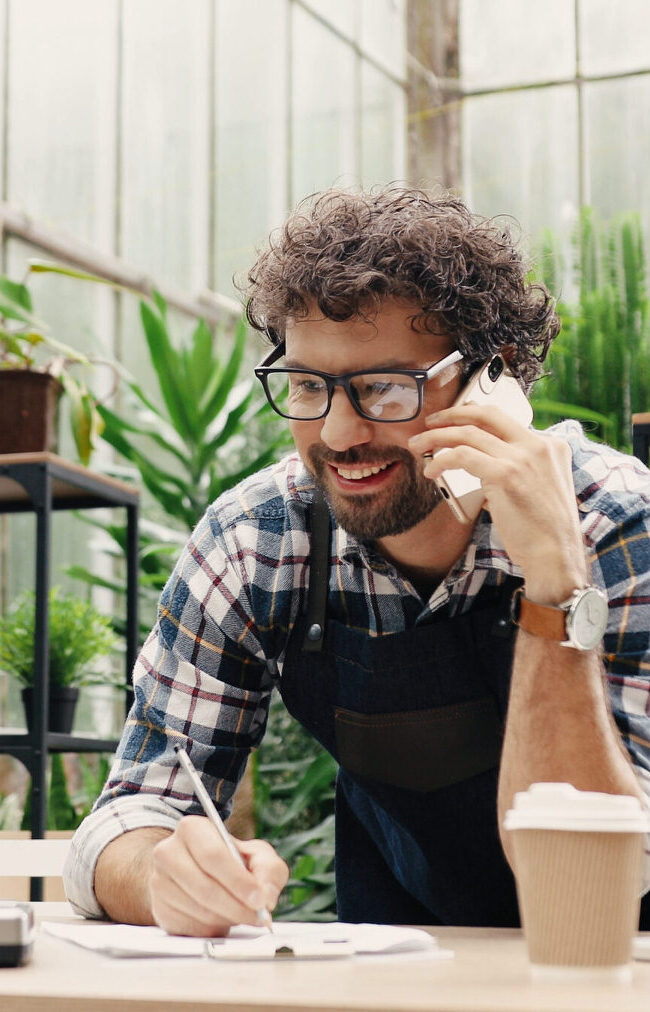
left=511, top=585, right=608, bottom=651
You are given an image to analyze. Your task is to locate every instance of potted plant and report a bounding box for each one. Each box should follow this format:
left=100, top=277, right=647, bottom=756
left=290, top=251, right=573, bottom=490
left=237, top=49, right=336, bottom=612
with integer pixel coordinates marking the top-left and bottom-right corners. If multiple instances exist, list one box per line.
left=0, top=587, right=119, bottom=733
left=0, top=272, right=109, bottom=465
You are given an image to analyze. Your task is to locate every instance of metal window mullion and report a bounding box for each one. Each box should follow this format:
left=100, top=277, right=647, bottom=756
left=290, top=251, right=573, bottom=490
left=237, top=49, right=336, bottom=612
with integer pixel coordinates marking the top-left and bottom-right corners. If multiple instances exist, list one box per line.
left=294, top=0, right=407, bottom=87
left=208, top=0, right=217, bottom=293
left=575, top=0, right=587, bottom=210
left=286, top=0, right=294, bottom=209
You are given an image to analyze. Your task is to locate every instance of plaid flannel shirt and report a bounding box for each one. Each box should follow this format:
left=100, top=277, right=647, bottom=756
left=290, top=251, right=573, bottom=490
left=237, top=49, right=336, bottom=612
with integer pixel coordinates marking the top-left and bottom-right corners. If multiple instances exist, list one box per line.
left=65, top=421, right=650, bottom=917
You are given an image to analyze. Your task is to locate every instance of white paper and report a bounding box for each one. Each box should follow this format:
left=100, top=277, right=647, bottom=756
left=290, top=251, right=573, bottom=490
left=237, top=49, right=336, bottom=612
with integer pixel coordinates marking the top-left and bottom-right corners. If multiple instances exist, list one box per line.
left=40, top=919, right=453, bottom=962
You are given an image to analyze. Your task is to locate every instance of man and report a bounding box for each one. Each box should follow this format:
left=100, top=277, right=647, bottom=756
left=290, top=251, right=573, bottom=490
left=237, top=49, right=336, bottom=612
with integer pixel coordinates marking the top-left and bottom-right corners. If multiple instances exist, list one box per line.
left=65, top=188, right=650, bottom=933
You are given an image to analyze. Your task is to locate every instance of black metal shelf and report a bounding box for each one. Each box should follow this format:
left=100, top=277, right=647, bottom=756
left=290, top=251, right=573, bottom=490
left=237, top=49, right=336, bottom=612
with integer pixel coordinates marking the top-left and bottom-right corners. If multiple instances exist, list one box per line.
left=0, top=453, right=139, bottom=899
left=0, top=733, right=121, bottom=753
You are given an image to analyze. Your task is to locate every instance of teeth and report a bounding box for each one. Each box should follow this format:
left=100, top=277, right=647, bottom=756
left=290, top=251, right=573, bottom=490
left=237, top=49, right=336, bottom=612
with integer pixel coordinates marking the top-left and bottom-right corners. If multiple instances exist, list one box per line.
left=336, top=463, right=389, bottom=480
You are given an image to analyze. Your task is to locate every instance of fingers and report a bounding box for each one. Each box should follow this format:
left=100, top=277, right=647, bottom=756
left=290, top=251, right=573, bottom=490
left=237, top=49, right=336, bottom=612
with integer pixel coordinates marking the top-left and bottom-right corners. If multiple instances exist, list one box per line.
left=409, top=403, right=534, bottom=461
left=237, top=837, right=290, bottom=914
left=408, top=403, right=587, bottom=591
left=149, top=816, right=288, bottom=937
left=409, top=406, right=539, bottom=495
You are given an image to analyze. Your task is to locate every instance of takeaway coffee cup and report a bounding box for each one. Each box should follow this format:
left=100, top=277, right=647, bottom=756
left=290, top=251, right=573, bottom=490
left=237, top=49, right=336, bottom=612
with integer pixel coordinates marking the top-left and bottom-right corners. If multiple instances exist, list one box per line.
left=504, top=783, right=650, bottom=978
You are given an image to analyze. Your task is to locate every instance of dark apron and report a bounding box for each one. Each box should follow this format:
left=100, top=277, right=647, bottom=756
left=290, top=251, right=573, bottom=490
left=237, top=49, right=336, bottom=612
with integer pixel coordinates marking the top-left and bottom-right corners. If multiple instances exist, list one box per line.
left=279, top=494, right=650, bottom=928
left=278, top=492, right=520, bottom=926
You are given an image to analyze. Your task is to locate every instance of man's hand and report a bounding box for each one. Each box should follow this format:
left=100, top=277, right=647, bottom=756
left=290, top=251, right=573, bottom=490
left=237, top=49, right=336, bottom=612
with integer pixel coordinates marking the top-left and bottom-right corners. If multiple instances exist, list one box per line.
left=94, top=820, right=289, bottom=936
left=409, top=402, right=588, bottom=598
left=150, top=816, right=288, bottom=936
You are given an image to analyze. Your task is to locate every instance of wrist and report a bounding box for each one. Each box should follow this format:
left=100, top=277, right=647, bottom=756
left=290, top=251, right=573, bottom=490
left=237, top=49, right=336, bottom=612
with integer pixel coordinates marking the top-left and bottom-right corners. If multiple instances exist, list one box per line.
left=520, top=556, right=589, bottom=607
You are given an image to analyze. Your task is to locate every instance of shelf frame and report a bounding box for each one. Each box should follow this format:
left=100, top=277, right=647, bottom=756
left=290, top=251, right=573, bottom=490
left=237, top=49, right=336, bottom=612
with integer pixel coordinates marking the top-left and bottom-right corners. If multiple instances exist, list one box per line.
left=0, top=453, right=140, bottom=899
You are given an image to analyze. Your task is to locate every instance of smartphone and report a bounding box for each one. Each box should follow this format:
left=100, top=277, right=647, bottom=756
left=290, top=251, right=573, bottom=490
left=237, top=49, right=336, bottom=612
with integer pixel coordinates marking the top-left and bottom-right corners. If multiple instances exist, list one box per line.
left=433, top=355, right=533, bottom=523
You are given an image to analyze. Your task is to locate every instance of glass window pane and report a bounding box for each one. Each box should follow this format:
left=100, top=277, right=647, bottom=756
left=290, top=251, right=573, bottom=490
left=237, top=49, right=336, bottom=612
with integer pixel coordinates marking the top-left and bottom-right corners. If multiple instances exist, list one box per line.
left=6, top=0, right=118, bottom=246
left=0, top=0, right=6, bottom=200
left=580, top=0, right=650, bottom=76
left=462, top=85, right=579, bottom=241
left=215, top=0, right=288, bottom=298
left=361, top=0, right=406, bottom=78
left=459, top=0, right=575, bottom=90
left=121, top=0, right=211, bottom=291
left=361, top=64, right=406, bottom=186
left=291, top=5, right=357, bottom=200
left=584, top=77, right=650, bottom=250
left=302, top=0, right=357, bottom=39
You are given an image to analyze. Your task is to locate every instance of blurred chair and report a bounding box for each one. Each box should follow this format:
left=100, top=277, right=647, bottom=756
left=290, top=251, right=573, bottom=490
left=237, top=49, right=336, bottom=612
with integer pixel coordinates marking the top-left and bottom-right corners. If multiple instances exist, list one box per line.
left=0, top=834, right=71, bottom=901
left=632, top=412, right=650, bottom=465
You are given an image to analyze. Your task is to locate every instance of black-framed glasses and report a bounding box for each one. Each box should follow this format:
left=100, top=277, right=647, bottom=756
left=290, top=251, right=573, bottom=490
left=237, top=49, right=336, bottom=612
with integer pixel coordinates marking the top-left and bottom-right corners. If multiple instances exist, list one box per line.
left=254, top=341, right=464, bottom=422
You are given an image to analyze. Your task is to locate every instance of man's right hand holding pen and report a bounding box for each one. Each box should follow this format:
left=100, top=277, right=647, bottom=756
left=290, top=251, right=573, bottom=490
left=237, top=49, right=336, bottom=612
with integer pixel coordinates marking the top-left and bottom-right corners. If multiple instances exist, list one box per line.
left=94, top=749, right=289, bottom=938
left=148, top=814, right=288, bottom=937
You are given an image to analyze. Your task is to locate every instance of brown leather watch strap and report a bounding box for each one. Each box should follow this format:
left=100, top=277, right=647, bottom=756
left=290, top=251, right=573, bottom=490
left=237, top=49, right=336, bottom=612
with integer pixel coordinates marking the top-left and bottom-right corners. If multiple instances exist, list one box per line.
left=511, top=587, right=568, bottom=641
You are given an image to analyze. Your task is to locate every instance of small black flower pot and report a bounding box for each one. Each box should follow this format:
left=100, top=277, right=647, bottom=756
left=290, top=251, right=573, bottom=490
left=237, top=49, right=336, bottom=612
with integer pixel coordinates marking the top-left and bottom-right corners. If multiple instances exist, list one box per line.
left=21, top=686, right=79, bottom=734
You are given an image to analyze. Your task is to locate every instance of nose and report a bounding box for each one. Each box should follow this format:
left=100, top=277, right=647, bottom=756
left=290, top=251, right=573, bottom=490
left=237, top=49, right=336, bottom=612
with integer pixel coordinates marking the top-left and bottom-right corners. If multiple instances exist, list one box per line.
left=319, top=388, right=374, bottom=452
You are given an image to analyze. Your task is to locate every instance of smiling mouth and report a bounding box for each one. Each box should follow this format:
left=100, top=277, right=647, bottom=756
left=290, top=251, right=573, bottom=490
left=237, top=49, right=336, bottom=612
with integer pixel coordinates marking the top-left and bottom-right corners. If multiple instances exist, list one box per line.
left=334, top=462, right=391, bottom=480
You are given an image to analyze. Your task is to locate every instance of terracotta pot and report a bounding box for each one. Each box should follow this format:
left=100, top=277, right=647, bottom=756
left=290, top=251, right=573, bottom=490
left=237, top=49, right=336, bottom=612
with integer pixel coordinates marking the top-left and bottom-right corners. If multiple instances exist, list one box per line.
left=0, top=370, right=62, bottom=455
left=21, top=686, right=79, bottom=734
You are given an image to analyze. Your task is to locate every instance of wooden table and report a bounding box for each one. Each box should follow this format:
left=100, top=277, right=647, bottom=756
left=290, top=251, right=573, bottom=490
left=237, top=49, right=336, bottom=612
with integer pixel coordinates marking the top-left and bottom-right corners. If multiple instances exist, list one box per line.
left=0, top=904, right=649, bottom=1011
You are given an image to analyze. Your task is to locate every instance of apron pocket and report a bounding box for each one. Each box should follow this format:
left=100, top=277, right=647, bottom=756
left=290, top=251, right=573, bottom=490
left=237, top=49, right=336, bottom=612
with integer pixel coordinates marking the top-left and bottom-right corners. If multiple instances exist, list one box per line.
left=334, top=696, right=502, bottom=793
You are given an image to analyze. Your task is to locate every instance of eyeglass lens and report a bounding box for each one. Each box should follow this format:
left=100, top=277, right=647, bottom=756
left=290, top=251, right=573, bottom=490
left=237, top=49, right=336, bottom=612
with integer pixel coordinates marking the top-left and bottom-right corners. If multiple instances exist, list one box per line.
left=264, top=370, right=422, bottom=421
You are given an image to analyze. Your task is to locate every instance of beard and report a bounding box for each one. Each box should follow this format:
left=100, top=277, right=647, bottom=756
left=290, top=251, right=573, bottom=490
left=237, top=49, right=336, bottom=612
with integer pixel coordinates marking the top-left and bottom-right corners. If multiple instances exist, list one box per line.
left=306, top=444, right=443, bottom=540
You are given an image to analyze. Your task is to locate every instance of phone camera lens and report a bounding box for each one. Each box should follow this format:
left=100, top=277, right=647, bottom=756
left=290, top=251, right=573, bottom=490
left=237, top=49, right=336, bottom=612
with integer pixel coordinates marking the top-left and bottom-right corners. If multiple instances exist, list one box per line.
left=487, top=357, right=504, bottom=383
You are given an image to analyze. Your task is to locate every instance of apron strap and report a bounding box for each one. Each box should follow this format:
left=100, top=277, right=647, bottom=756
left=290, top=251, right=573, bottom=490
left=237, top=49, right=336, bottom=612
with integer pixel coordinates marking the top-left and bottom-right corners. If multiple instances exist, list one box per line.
left=302, top=489, right=331, bottom=652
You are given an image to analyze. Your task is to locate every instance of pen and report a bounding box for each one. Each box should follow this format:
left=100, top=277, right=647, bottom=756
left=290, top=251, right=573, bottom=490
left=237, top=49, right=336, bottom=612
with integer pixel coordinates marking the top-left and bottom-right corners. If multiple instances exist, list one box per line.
left=173, top=743, right=273, bottom=933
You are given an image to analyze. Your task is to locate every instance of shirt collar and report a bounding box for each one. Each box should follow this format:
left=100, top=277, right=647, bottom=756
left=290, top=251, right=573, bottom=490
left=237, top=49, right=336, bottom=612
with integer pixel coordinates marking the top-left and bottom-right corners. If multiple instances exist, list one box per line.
left=337, top=506, right=524, bottom=583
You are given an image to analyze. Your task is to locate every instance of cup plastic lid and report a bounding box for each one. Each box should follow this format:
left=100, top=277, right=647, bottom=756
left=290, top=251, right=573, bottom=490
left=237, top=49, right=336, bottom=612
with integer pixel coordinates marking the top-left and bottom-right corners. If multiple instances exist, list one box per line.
left=503, top=782, right=650, bottom=833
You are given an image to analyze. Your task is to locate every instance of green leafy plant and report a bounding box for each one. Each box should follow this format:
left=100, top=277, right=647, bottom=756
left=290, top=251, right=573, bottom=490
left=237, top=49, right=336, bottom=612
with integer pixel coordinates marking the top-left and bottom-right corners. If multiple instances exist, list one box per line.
left=20, top=753, right=112, bottom=831
left=65, top=291, right=290, bottom=637
left=97, top=295, right=289, bottom=530
left=254, top=695, right=338, bottom=920
left=0, top=271, right=115, bottom=464
left=532, top=207, right=650, bottom=450
left=0, top=587, right=118, bottom=688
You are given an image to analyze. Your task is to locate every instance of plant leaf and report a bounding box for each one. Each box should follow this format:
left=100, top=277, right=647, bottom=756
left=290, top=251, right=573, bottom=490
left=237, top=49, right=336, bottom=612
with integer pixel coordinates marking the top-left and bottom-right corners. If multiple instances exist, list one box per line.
left=139, top=300, right=196, bottom=442
left=0, top=277, right=32, bottom=311
left=198, top=316, right=247, bottom=425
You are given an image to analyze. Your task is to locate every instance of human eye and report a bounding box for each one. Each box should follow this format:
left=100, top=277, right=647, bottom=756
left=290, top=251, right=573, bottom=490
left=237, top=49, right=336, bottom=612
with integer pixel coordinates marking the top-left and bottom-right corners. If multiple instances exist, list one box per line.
left=367, top=378, right=396, bottom=397
left=353, top=376, right=396, bottom=401
left=288, top=373, right=326, bottom=401
left=356, top=373, right=418, bottom=419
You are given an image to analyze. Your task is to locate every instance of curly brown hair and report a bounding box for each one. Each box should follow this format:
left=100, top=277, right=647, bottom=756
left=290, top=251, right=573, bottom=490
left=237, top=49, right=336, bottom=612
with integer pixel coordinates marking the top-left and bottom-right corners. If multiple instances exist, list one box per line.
left=243, top=187, right=560, bottom=387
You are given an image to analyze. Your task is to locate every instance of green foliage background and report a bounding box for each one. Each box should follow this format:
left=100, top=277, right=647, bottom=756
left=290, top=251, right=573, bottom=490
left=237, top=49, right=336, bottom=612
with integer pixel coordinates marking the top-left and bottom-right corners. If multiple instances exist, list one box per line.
left=0, top=588, right=117, bottom=688
left=531, top=207, right=650, bottom=451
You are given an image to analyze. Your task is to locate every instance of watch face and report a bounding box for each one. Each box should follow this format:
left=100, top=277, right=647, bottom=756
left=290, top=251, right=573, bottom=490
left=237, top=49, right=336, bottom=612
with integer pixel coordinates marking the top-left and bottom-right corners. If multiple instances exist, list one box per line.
left=570, top=588, right=609, bottom=650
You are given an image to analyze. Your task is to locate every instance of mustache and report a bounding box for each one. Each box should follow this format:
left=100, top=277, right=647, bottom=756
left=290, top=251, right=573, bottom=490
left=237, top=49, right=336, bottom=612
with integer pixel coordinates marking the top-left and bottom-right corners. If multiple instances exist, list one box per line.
left=308, top=445, right=414, bottom=468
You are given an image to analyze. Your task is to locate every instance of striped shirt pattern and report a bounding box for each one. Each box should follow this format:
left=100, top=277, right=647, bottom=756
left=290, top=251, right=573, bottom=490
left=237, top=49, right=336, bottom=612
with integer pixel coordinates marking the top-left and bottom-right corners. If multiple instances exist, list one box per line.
left=64, top=421, right=650, bottom=916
